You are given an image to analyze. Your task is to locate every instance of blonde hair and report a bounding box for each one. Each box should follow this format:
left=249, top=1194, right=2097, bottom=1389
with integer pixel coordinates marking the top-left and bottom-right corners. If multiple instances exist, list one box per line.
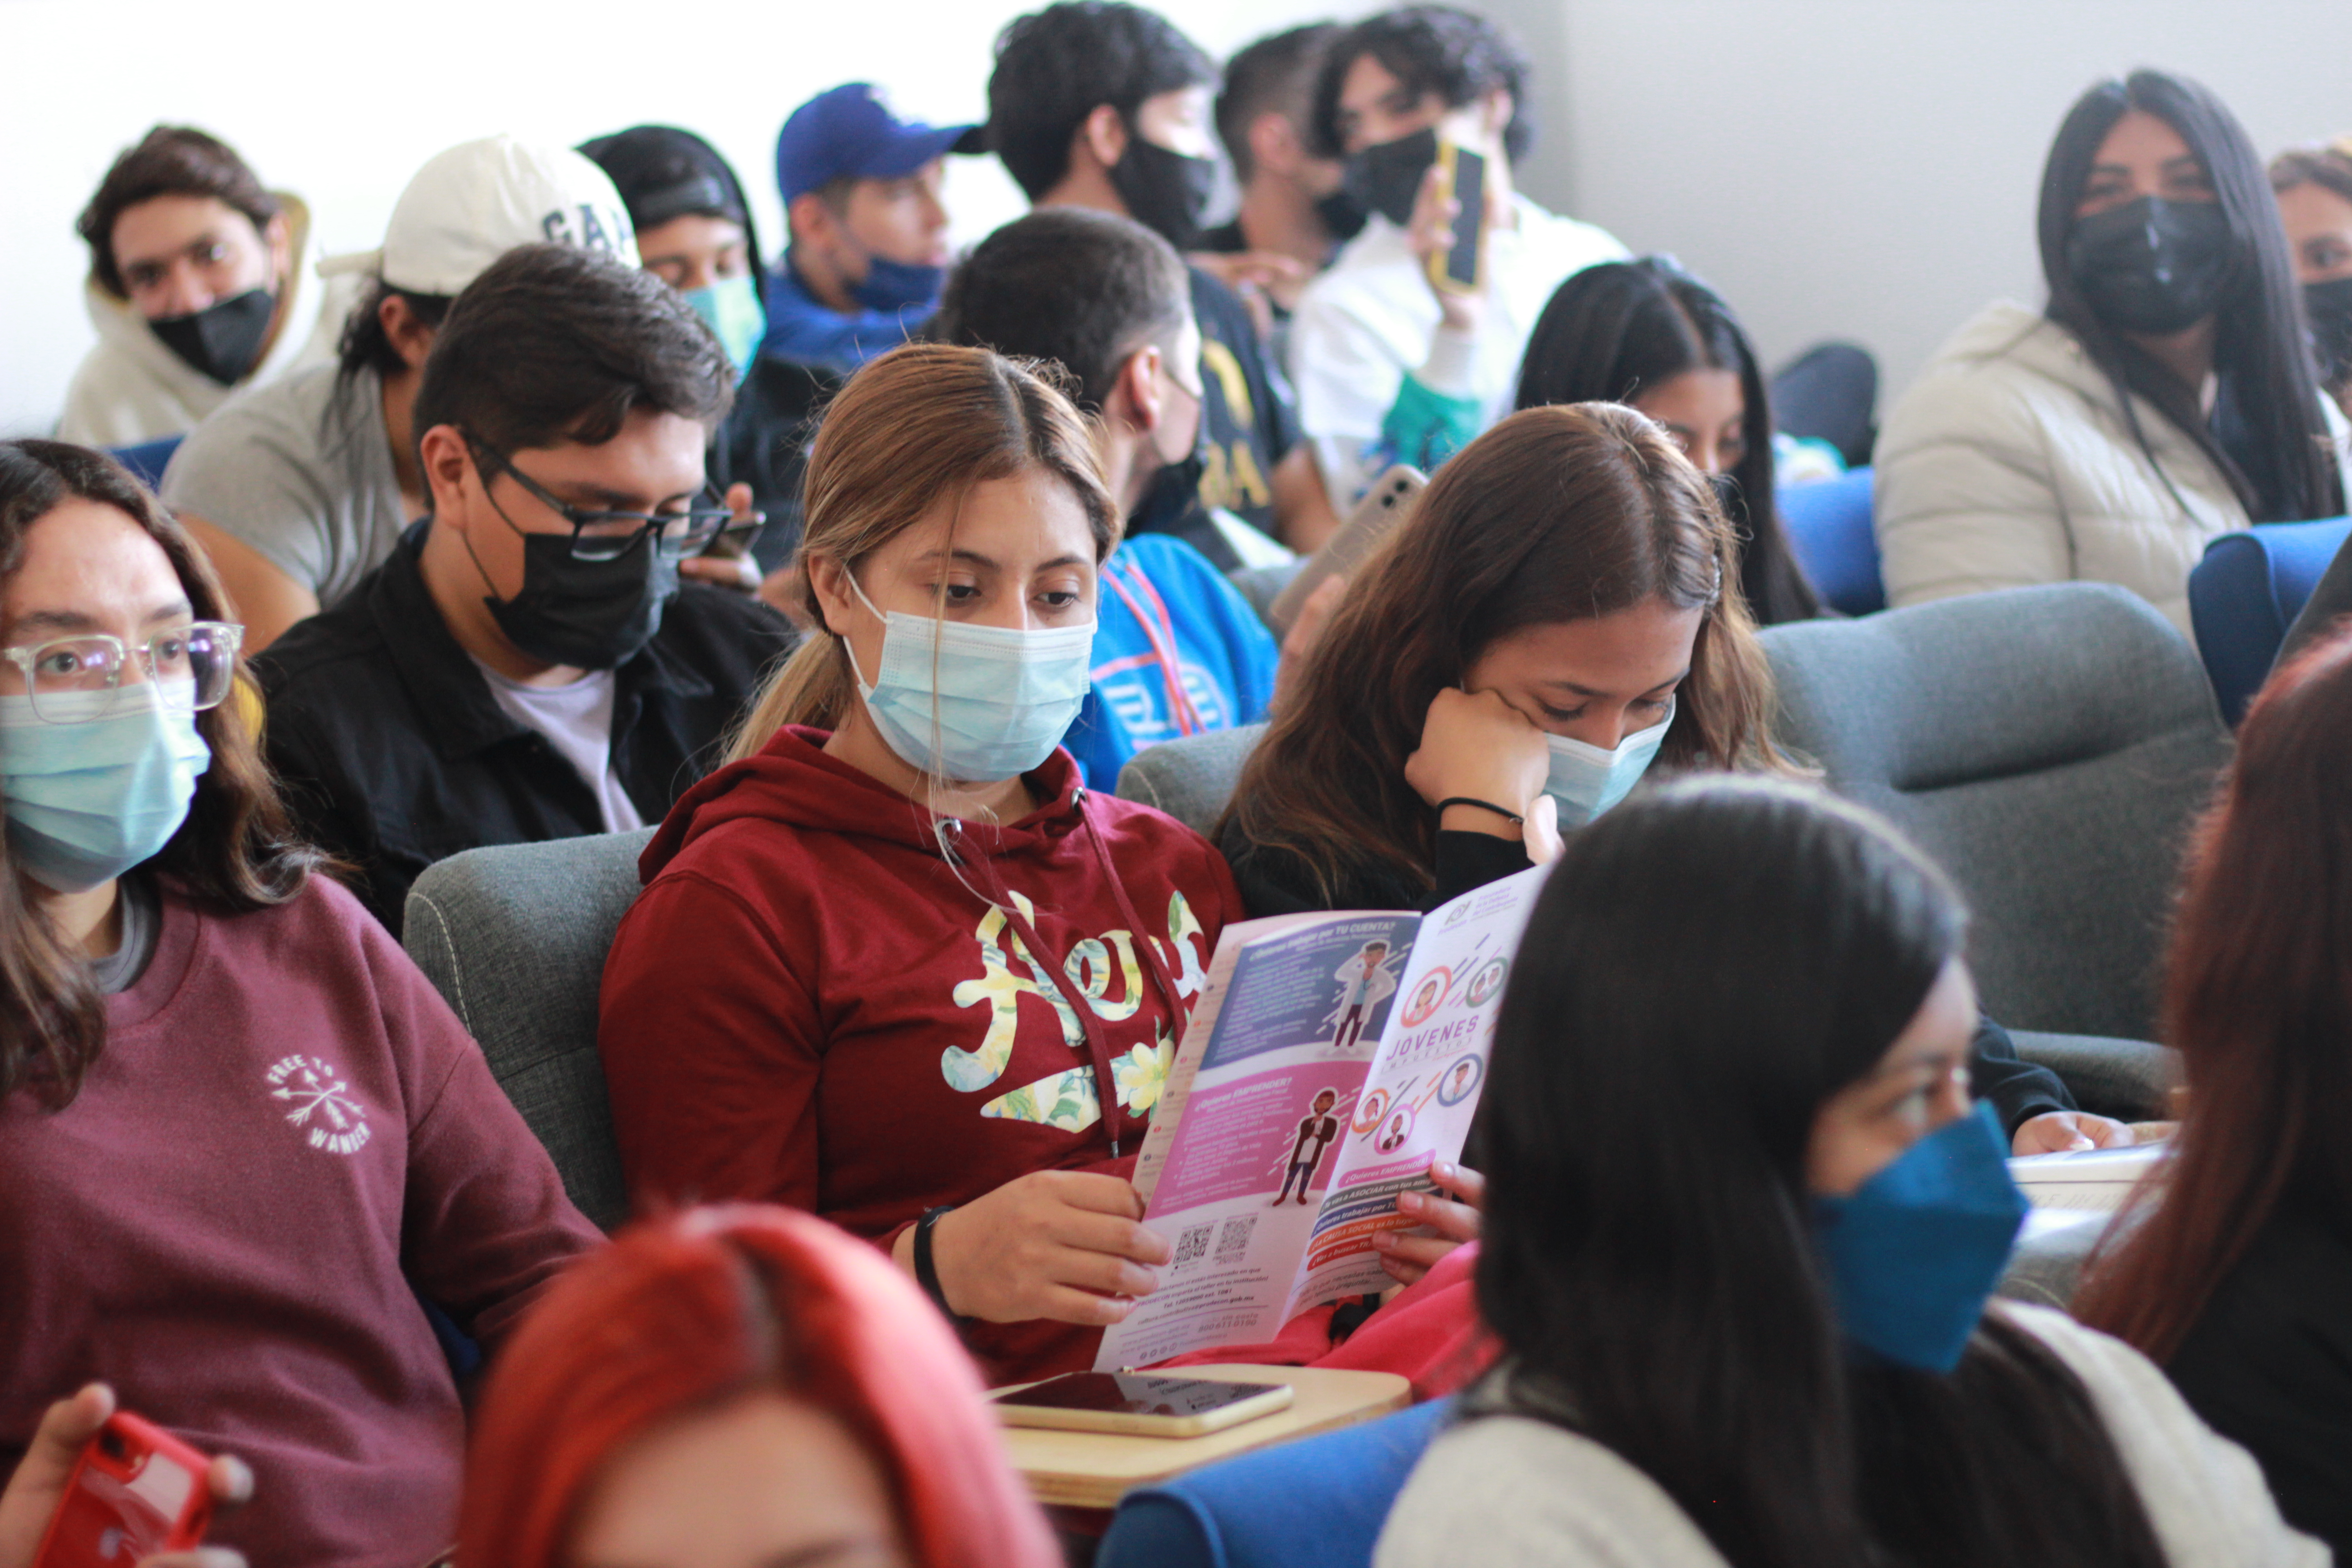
left=726, top=343, right=1121, bottom=764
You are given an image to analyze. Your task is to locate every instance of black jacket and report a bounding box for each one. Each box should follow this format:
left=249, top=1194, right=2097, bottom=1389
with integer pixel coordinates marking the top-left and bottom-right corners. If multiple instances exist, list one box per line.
left=1218, top=809, right=2076, bottom=1137
left=715, top=355, right=841, bottom=575
left=2163, top=1199, right=2352, bottom=1558
left=257, top=522, right=798, bottom=932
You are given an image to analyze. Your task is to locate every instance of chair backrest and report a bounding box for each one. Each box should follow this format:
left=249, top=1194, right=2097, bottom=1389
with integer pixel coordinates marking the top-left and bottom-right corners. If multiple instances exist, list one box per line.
left=2187, top=517, right=2352, bottom=725
left=108, top=435, right=185, bottom=490
left=1760, top=582, right=2230, bottom=1040
left=402, top=828, right=657, bottom=1230
left=1096, top=1399, right=1452, bottom=1568
left=1114, top=725, right=1269, bottom=837
left=1777, top=466, right=1884, bottom=616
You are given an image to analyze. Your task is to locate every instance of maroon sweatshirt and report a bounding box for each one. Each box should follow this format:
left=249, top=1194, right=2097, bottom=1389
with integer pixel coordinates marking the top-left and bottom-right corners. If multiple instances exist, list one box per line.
left=599, top=727, right=1241, bottom=1384
left=0, top=875, right=599, bottom=1568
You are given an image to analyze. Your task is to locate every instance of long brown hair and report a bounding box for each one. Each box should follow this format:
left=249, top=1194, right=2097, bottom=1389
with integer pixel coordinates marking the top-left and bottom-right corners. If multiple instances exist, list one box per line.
left=725, top=343, right=1119, bottom=763
left=0, top=440, right=324, bottom=1108
left=2075, top=627, right=2352, bottom=1358
left=1226, top=402, right=1782, bottom=906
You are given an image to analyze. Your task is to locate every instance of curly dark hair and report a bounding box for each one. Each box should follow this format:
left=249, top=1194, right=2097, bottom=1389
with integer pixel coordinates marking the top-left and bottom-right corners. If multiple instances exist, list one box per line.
left=1308, top=5, right=1534, bottom=163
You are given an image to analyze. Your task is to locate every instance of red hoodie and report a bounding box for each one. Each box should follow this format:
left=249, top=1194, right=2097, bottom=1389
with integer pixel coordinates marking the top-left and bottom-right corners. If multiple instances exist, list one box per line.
left=598, top=727, right=1242, bottom=1384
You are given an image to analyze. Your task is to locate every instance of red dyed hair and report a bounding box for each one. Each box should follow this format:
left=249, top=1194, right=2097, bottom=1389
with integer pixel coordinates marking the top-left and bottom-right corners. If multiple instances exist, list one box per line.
left=456, top=1205, right=1058, bottom=1568
left=2074, top=628, right=2352, bottom=1359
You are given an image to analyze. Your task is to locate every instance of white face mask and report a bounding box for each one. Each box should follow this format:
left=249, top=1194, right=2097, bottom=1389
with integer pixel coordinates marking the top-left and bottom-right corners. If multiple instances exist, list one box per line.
left=1542, top=697, right=1673, bottom=827
left=842, top=572, right=1096, bottom=784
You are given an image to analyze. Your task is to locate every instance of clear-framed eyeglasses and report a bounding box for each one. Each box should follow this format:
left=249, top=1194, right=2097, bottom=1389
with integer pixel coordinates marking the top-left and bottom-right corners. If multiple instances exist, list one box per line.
left=0, top=622, right=244, bottom=724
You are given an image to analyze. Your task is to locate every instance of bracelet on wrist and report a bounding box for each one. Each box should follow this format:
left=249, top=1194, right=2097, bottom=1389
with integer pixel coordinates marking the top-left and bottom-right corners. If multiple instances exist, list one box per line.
left=913, top=1205, right=957, bottom=1318
left=1435, top=795, right=1525, bottom=827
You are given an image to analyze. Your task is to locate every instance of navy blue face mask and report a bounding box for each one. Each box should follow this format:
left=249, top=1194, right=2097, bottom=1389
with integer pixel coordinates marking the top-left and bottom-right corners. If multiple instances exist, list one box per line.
left=850, top=255, right=945, bottom=316
left=1810, top=1101, right=2029, bottom=1373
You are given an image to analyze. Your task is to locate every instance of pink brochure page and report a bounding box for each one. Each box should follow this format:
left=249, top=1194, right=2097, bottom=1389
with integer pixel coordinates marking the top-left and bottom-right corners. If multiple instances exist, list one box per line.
left=1279, top=864, right=1548, bottom=1320
left=1094, top=910, right=1421, bottom=1371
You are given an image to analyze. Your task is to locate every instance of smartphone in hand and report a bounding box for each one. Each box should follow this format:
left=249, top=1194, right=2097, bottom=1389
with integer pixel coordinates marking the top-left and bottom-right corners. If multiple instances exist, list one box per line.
left=33, top=1414, right=212, bottom=1568
left=1426, top=141, right=1489, bottom=296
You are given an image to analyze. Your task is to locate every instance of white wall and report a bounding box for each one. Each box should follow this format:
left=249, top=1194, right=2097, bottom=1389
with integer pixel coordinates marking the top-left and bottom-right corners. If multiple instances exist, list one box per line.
left=1494, top=0, right=2352, bottom=403
left=0, top=0, right=1356, bottom=437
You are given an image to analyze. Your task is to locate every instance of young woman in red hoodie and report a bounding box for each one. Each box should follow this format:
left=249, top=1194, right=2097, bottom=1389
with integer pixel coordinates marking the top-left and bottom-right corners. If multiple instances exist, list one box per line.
left=599, top=343, right=1253, bottom=1386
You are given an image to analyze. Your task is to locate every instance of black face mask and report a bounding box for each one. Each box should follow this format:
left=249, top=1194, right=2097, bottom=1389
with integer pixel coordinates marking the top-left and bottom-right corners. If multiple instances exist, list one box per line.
left=1111, top=134, right=1217, bottom=251
left=149, top=286, right=277, bottom=385
left=2304, top=275, right=2352, bottom=388
left=485, top=531, right=680, bottom=670
left=1314, top=186, right=1370, bottom=245
left=2065, top=196, right=2234, bottom=337
left=1709, top=469, right=1747, bottom=525
left=1343, top=127, right=1439, bottom=229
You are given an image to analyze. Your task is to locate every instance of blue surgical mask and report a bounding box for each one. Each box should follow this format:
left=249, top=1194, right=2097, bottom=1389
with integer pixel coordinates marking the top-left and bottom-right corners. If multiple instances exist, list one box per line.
left=1810, top=1102, right=2029, bottom=1373
left=843, top=574, right=1094, bottom=783
left=1543, top=699, right=1672, bottom=827
left=850, top=255, right=945, bottom=316
left=683, top=274, right=766, bottom=378
left=1, top=684, right=211, bottom=893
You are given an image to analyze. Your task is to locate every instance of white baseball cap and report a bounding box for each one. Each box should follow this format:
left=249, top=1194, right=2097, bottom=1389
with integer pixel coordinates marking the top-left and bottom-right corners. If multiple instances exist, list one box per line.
left=319, top=135, right=639, bottom=297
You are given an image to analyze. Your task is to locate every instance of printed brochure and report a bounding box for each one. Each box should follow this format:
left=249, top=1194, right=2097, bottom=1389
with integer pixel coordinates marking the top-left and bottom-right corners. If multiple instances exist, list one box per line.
left=1095, top=865, right=1548, bottom=1371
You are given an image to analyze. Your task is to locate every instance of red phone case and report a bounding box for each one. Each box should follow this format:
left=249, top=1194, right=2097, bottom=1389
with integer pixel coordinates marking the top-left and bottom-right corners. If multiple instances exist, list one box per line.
left=32, top=1413, right=213, bottom=1568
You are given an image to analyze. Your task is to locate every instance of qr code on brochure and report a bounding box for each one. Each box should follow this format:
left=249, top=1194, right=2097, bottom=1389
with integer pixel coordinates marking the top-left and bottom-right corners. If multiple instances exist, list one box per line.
left=1173, top=1223, right=1213, bottom=1267
left=1215, top=1214, right=1256, bottom=1261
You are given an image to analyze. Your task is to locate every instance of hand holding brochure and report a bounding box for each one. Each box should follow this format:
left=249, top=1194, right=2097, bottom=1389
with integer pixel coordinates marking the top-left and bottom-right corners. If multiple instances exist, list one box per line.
left=1096, top=865, right=1548, bottom=1371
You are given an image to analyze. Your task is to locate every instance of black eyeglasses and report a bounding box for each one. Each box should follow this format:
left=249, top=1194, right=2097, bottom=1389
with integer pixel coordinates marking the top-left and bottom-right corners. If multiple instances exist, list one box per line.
left=471, top=441, right=734, bottom=562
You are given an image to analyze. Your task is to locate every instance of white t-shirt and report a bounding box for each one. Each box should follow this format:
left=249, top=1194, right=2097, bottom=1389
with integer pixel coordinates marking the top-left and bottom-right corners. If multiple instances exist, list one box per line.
left=471, top=660, right=645, bottom=835
left=1288, top=195, right=1628, bottom=504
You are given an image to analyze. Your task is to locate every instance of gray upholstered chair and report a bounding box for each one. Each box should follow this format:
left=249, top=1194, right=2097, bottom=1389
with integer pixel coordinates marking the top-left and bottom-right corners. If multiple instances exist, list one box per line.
left=1115, top=723, right=1267, bottom=838
left=403, top=828, right=657, bottom=1231
left=1759, top=582, right=2230, bottom=1051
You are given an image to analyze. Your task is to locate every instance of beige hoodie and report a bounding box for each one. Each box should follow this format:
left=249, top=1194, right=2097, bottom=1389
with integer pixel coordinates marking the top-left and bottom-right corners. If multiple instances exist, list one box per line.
left=1876, top=300, right=2352, bottom=643
left=55, top=192, right=356, bottom=448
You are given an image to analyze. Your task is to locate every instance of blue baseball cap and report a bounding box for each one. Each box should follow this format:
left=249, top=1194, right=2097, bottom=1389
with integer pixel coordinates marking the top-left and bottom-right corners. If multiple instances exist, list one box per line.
left=776, top=83, right=983, bottom=204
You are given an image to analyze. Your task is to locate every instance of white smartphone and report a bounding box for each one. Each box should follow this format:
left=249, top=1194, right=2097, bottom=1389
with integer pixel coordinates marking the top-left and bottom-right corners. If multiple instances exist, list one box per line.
left=1269, top=464, right=1427, bottom=636
left=990, top=1372, right=1294, bottom=1437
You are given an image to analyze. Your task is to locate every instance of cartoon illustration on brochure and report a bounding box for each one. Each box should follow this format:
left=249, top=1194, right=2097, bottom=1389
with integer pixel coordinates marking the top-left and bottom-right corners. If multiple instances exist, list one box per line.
left=1326, top=939, right=1398, bottom=1051
left=1273, top=1087, right=1343, bottom=1205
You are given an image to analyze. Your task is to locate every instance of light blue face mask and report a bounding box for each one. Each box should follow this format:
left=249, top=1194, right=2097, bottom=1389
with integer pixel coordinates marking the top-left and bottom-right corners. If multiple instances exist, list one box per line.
left=683, top=274, right=766, bottom=378
left=1811, top=1101, right=2030, bottom=1373
left=1543, top=698, right=1673, bottom=827
left=1, top=684, right=211, bottom=893
left=844, top=574, right=1095, bottom=784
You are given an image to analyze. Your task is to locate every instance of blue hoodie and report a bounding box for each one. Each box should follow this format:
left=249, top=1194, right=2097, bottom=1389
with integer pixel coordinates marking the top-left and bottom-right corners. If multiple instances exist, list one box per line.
left=1065, top=534, right=1279, bottom=789
left=757, top=260, right=932, bottom=373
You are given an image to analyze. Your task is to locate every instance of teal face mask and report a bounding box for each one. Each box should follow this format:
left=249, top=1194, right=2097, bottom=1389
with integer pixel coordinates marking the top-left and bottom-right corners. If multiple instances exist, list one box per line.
left=684, top=274, right=766, bottom=378
left=1, top=684, right=211, bottom=892
left=1810, top=1102, right=2029, bottom=1373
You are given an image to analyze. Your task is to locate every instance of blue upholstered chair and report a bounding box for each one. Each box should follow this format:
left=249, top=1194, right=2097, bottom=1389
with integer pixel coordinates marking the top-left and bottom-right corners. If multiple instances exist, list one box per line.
left=1096, top=1399, right=1453, bottom=1568
left=2187, top=518, right=2352, bottom=725
left=108, top=435, right=185, bottom=490
left=1776, top=467, right=1883, bottom=617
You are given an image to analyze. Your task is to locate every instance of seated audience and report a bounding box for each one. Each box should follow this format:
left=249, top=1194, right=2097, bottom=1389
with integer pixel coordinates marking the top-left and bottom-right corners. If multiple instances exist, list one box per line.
left=0, top=439, right=597, bottom=1567
left=603, top=343, right=1480, bottom=1391
left=1203, top=23, right=1360, bottom=328
left=1876, top=70, right=2347, bottom=640
left=161, top=136, right=638, bottom=651
left=733, top=85, right=978, bottom=573
left=2075, top=630, right=2352, bottom=1559
left=59, top=126, right=348, bottom=449
left=1223, top=402, right=2122, bottom=1153
left=1290, top=5, right=1627, bottom=512
left=600, top=343, right=1225, bottom=1386
left=990, top=0, right=1322, bottom=559
left=457, top=1205, right=1057, bottom=1568
left=256, top=245, right=795, bottom=932
left=1514, top=257, right=1822, bottom=625
left=1376, top=776, right=2321, bottom=1567
left=934, top=208, right=1279, bottom=786
left=2269, top=138, right=2352, bottom=419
